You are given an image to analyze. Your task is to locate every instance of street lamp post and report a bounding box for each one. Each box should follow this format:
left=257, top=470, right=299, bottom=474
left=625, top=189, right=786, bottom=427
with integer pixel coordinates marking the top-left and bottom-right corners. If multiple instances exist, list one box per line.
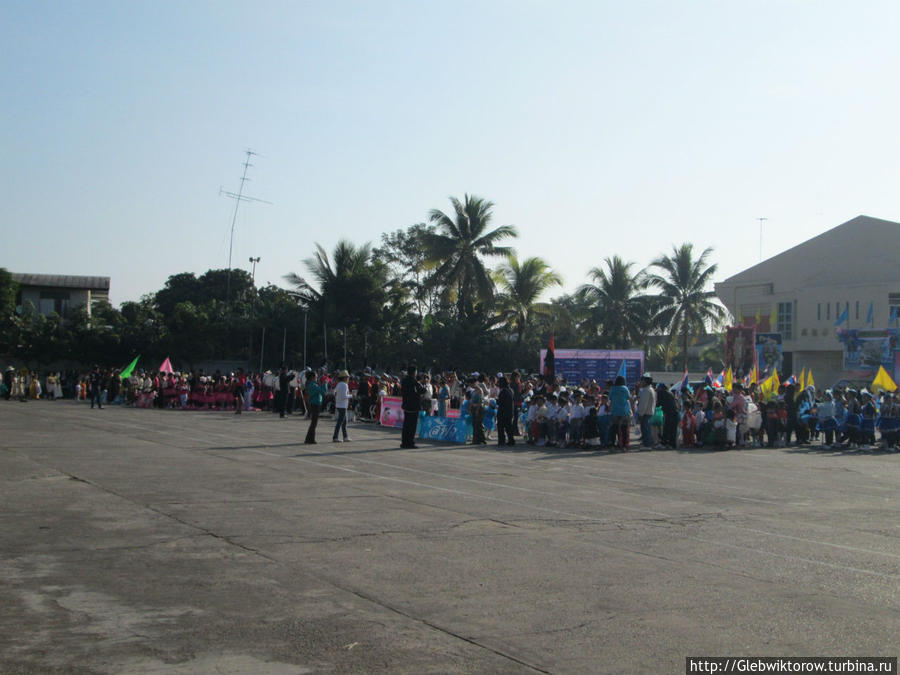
left=248, top=257, right=260, bottom=368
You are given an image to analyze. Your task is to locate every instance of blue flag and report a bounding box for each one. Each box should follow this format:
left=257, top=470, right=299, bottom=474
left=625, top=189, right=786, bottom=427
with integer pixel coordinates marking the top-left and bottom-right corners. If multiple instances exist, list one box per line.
left=866, top=302, right=874, bottom=326
left=891, top=306, right=898, bottom=325
left=834, top=306, right=848, bottom=327
left=617, top=360, right=627, bottom=380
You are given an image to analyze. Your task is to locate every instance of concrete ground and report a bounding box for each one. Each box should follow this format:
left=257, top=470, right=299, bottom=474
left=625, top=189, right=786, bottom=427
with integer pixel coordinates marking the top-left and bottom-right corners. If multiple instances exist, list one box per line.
left=1, top=401, right=899, bottom=674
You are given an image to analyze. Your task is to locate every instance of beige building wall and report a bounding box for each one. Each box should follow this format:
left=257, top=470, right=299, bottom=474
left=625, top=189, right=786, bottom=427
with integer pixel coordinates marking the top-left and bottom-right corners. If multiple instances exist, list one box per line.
left=715, top=215, right=900, bottom=387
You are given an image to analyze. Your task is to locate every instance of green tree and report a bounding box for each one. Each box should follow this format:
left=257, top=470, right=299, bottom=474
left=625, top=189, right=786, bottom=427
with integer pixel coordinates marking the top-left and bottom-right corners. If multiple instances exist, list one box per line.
left=284, top=240, right=387, bottom=369
left=423, top=194, right=517, bottom=323
left=374, top=223, right=440, bottom=325
left=493, top=255, right=562, bottom=344
left=0, top=268, right=20, bottom=355
left=648, top=243, right=725, bottom=370
left=576, top=256, right=653, bottom=349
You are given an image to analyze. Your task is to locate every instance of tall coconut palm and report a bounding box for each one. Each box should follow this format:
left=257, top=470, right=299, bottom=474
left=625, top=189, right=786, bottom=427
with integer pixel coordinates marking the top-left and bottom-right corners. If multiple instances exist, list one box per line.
left=648, top=243, right=725, bottom=370
left=283, top=240, right=383, bottom=329
left=423, top=194, right=518, bottom=322
left=576, top=256, right=653, bottom=349
left=494, top=256, right=562, bottom=343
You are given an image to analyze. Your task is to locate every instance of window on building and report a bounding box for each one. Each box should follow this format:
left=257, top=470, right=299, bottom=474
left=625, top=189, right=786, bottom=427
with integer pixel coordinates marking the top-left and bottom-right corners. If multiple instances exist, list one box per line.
left=889, top=293, right=900, bottom=325
left=777, top=301, right=793, bottom=340
left=856, top=301, right=859, bottom=320
left=826, top=303, right=831, bottom=320
left=817, top=303, right=821, bottom=321
left=39, top=290, right=71, bottom=318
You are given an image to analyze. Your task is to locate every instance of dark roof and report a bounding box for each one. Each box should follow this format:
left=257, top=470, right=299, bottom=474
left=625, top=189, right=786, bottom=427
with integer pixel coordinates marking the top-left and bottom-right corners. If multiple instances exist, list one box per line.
left=11, top=273, right=110, bottom=291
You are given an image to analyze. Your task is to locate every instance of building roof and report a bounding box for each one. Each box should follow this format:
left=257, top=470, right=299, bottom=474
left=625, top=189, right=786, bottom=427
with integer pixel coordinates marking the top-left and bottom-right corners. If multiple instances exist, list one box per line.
left=11, top=273, right=110, bottom=291
left=718, top=215, right=900, bottom=288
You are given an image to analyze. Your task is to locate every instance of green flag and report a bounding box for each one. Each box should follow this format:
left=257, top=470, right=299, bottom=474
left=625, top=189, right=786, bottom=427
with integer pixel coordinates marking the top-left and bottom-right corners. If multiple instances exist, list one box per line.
left=120, top=355, right=140, bottom=379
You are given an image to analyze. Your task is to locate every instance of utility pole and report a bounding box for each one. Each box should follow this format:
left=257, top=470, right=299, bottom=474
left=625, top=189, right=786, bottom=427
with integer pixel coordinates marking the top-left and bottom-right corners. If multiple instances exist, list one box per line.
left=259, top=326, right=265, bottom=373
left=757, top=217, right=768, bottom=262
left=248, top=256, right=260, bottom=368
left=220, top=150, right=272, bottom=306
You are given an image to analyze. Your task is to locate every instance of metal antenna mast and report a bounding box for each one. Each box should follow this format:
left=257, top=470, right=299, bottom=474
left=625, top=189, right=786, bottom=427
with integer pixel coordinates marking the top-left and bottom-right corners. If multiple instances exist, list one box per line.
left=757, top=217, right=768, bottom=262
left=220, top=150, right=272, bottom=304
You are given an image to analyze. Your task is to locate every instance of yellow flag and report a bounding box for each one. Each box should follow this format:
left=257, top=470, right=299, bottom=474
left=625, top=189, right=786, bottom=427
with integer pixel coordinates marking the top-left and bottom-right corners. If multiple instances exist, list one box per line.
left=755, top=306, right=761, bottom=325
left=723, top=367, right=733, bottom=391
left=751, top=365, right=758, bottom=384
left=799, top=368, right=806, bottom=390
left=807, top=370, right=814, bottom=389
left=759, top=369, right=780, bottom=401
left=871, top=365, right=897, bottom=393
left=770, top=304, right=778, bottom=331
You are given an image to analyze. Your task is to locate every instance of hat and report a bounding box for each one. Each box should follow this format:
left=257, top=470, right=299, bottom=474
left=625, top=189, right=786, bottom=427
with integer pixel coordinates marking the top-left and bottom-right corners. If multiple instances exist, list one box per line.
left=496, top=372, right=504, bottom=379
left=338, top=370, right=349, bottom=378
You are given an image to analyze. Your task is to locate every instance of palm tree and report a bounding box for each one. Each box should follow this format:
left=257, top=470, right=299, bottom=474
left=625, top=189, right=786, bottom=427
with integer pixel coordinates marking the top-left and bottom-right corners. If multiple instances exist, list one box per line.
left=423, top=194, right=518, bottom=322
left=494, top=256, right=562, bottom=343
left=648, top=243, right=726, bottom=370
left=284, top=240, right=373, bottom=306
left=284, top=240, right=385, bottom=351
left=576, top=256, right=652, bottom=349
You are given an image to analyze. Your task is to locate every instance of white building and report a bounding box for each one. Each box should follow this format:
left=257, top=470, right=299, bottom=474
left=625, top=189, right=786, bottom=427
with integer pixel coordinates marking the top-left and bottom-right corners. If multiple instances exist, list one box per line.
left=13, top=273, right=110, bottom=320
left=714, top=215, right=900, bottom=387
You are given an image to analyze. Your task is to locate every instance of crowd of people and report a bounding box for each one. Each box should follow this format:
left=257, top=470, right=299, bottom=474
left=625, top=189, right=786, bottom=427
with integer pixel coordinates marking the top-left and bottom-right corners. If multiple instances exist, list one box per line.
left=4, top=362, right=900, bottom=452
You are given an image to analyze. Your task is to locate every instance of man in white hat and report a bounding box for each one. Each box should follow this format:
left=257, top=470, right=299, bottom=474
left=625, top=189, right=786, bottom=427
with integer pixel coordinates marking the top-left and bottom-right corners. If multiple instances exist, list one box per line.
left=332, top=370, right=351, bottom=442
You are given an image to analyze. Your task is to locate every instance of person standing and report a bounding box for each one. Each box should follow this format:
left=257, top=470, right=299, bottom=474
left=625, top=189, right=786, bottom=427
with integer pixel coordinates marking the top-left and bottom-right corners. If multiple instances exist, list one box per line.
left=304, top=371, right=327, bottom=444
left=3, top=366, right=13, bottom=400
left=88, top=365, right=103, bottom=410
left=637, top=375, right=656, bottom=448
left=609, top=375, right=632, bottom=450
left=278, top=366, right=291, bottom=418
left=496, top=376, right=515, bottom=446
left=332, top=370, right=351, bottom=442
left=470, top=376, right=487, bottom=445
left=401, top=365, right=424, bottom=449
left=657, top=383, right=678, bottom=449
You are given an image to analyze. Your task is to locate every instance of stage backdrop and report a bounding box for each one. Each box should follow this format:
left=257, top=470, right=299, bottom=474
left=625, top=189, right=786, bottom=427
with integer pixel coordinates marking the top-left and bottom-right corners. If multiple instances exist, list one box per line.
left=539, top=349, right=643, bottom=389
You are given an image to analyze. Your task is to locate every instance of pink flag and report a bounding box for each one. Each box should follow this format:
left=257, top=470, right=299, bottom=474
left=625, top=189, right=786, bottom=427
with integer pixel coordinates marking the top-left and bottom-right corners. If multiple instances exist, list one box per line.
left=158, top=357, right=174, bottom=374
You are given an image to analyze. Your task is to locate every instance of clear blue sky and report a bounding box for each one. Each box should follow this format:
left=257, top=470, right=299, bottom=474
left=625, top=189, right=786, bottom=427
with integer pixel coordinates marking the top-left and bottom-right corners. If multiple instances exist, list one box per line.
left=4, top=1, right=900, bottom=306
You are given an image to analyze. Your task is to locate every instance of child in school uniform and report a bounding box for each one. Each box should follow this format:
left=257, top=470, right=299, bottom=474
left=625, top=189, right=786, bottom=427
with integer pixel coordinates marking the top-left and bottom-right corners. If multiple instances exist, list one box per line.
left=583, top=403, right=601, bottom=448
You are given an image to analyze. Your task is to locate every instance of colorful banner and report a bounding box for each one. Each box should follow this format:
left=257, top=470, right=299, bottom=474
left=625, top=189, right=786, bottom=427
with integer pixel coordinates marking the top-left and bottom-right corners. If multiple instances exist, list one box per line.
left=379, top=396, right=405, bottom=428
left=838, top=329, right=899, bottom=377
left=538, top=349, right=644, bottom=389
left=417, top=414, right=471, bottom=444
left=724, top=326, right=757, bottom=379
left=380, top=396, right=461, bottom=428
left=755, top=333, right=783, bottom=376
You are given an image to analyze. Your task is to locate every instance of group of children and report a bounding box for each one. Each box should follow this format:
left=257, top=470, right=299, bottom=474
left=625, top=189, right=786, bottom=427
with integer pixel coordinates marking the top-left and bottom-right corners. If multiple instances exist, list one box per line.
left=522, top=389, right=618, bottom=449
left=514, top=378, right=900, bottom=452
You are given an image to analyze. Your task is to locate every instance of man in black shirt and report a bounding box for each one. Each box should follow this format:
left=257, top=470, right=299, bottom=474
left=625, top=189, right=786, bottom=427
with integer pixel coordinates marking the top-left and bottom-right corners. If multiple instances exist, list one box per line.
left=497, top=376, right=516, bottom=446
left=278, top=366, right=291, bottom=418
left=400, top=365, right=424, bottom=449
left=89, top=365, right=103, bottom=409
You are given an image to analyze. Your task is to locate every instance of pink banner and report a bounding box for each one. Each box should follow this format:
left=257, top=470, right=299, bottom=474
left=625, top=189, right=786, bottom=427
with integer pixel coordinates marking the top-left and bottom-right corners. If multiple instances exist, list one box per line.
left=158, top=357, right=174, bottom=374
left=379, top=396, right=405, bottom=428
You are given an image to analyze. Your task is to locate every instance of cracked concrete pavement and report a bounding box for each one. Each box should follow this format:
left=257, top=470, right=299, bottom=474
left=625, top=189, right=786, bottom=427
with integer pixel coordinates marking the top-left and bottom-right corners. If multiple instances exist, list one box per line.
left=2, top=401, right=899, bottom=673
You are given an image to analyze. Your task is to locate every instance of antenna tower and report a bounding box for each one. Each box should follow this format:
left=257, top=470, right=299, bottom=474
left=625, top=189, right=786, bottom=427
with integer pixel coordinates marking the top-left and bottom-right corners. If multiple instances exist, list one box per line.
left=220, top=150, right=272, bottom=304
